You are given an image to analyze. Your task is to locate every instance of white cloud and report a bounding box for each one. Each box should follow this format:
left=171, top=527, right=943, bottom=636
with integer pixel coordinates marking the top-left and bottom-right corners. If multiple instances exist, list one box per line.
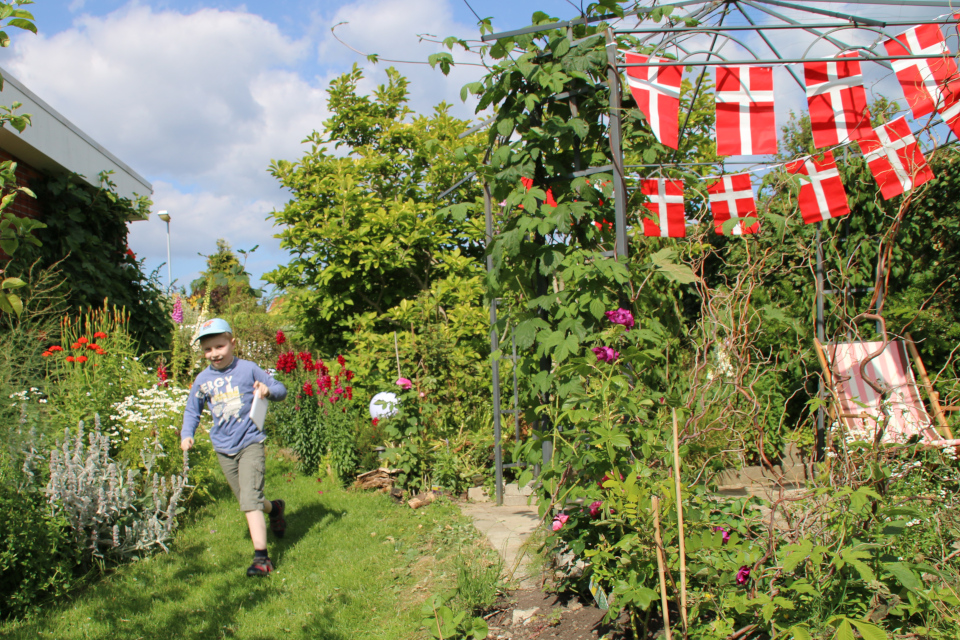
left=319, top=0, right=485, bottom=118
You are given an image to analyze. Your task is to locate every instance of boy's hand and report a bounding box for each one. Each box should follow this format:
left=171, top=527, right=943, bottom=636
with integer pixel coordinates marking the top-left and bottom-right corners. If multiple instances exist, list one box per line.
left=253, top=381, right=270, bottom=399
left=181, top=437, right=194, bottom=452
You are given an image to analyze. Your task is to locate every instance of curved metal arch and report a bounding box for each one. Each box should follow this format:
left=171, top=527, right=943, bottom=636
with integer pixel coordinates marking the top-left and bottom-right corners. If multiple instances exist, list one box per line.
left=799, top=26, right=892, bottom=60
left=649, top=29, right=767, bottom=63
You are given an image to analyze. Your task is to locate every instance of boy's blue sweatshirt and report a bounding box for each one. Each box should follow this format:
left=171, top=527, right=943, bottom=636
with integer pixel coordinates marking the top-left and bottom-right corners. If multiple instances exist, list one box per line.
left=180, top=357, right=287, bottom=455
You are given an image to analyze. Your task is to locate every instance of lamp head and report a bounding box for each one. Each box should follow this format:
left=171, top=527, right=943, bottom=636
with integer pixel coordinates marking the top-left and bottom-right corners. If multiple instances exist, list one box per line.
left=157, top=210, right=170, bottom=223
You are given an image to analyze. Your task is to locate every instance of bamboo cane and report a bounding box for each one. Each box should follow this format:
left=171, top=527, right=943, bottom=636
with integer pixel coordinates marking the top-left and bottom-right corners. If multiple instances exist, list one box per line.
left=672, top=409, right=689, bottom=635
left=652, top=496, right=673, bottom=640
left=394, top=331, right=401, bottom=378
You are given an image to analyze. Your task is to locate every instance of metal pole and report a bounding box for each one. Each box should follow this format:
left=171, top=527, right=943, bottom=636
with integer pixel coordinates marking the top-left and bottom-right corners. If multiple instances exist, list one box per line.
left=620, top=53, right=949, bottom=66
left=165, top=219, right=172, bottom=293
left=605, top=28, right=629, bottom=260
left=815, top=224, right=825, bottom=460
left=484, top=182, right=504, bottom=506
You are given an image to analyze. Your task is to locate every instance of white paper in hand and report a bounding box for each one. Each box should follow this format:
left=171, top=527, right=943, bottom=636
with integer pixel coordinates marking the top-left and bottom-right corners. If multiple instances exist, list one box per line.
left=250, top=395, right=269, bottom=431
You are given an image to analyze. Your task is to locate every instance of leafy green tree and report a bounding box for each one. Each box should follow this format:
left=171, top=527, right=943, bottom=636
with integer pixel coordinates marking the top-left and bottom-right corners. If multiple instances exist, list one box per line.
left=265, top=65, right=486, bottom=355
left=190, top=238, right=260, bottom=313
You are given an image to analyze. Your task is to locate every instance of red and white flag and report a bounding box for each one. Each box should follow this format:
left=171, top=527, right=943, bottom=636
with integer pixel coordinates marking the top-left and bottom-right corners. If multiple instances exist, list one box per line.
left=804, top=53, right=873, bottom=148
left=858, top=116, right=934, bottom=200
left=785, top=151, right=850, bottom=224
left=884, top=24, right=960, bottom=118
left=639, top=178, right=685, bottom=237
left=715, top=66, right=777, bottom=155
left=707, top=173, right=759, bottom=235
left=625, top=52, right=683, bottom=149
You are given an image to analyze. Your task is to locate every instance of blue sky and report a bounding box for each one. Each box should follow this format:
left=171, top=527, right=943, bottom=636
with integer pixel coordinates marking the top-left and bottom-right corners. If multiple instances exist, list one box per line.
left=0, top=1, right=953, bottom=295
left=0, top=0, right=583, bottom=293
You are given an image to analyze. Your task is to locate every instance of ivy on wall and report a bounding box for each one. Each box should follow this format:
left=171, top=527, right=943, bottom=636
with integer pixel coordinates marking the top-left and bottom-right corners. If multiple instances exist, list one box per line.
left=9, top=172, right=171, bottom=354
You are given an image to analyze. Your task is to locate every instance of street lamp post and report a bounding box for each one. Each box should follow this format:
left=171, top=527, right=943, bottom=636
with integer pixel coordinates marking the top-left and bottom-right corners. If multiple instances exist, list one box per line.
left=158, top=210, right=171, bottom=293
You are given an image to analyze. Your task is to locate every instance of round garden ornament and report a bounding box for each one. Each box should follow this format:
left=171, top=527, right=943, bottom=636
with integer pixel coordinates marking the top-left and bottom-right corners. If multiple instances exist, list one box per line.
left=369, top=391, right=399, bottom=419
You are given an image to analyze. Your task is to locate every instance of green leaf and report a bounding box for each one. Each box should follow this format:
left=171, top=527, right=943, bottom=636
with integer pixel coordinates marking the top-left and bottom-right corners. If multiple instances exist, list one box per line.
left=6, top=18, right=36, bottom=34
left=1, top=276, right=25, bottom=290
left=849, top=620, right=888, bottom=640
left=787, top=625, right=812, bottom=640
left=834, top=619, right=855, bottom=640
left=2, top=292, right=22, bottom=315
left=883, top=562, right=921, bottom=590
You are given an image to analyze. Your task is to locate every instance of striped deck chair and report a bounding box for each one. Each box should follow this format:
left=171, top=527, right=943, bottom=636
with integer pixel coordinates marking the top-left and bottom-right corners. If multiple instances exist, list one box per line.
left=814, top=336, right=956, bottom=446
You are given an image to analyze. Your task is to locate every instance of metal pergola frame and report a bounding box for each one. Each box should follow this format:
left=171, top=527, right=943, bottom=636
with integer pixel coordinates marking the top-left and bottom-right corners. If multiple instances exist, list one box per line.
left=474, top=0, right=957, bottom=503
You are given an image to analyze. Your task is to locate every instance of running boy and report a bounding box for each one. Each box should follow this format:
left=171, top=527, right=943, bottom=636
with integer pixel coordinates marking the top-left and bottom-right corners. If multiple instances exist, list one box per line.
left=180, top=318, right=288, bottom=577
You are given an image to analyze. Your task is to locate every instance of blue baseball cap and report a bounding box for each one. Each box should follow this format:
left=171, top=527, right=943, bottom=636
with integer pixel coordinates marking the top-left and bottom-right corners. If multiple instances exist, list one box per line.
left=194, top=318, right=233, bottom=342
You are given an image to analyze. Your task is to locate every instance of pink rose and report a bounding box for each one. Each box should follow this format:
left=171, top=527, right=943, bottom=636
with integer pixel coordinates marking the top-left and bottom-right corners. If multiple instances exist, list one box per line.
left=605, top=308, right=635, bottom=330
left=551, top=513, right=569, bottom=532
left=396, top=377, right=413, bottom=390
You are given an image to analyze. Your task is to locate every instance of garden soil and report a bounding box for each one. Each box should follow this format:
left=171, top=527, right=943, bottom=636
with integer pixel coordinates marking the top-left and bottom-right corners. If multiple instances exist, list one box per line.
left=485, top=588, right=625, bottom=640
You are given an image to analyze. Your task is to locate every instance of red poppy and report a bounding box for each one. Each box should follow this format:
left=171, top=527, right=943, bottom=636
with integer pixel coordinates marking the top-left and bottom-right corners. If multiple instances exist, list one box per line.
left=66, top=356, right=75, bottom=363
left=93, top=331, right=107, bottom=339
left=77, top=337, right=89, bottom=344
left=75, top=355, right=88, bottom=364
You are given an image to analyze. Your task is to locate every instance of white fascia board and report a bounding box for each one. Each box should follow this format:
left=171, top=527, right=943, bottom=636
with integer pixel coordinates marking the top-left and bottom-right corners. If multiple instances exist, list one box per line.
left=0, top=65, right=152, bottom=205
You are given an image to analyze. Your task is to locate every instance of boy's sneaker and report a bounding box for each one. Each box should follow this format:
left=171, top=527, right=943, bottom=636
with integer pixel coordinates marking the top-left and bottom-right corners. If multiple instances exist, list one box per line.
left=269, top=499, right=286, bottom=538
left=246, top=556, right=273, bottom=577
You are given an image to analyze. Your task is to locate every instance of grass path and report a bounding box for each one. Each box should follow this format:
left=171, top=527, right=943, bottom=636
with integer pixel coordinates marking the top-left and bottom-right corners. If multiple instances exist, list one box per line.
left=1, top=453, right=494, bottom=640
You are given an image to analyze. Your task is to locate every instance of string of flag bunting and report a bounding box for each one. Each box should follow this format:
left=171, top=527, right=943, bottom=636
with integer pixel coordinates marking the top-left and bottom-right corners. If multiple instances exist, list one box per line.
left=620, top=22, right=955, bottom=237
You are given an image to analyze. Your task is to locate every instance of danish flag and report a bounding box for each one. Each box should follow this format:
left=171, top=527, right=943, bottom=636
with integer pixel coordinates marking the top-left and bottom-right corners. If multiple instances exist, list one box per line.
left=884, top=24, right=960, bottom=118
left=715, top=66, right=777, bottom=156
left=804, top=52, right=873, bottom=148
left=639, top=178, right=685, bottom=238
left=707, top=173, right=759, bottom=235
left=625, top=52, right=683, bottom=149
left=785, top=151, right=850, bottom=224
left=858, top=116, right=934, bottom=200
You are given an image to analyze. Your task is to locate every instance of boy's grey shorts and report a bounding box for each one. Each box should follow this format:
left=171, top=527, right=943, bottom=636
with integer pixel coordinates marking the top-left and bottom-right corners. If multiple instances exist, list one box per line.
left=216, top=442, right=266, bottom=512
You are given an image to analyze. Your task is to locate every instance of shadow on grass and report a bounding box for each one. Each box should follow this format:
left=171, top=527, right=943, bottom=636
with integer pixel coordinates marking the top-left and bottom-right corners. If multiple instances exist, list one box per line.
left=5, top=498, right=347, bottom=640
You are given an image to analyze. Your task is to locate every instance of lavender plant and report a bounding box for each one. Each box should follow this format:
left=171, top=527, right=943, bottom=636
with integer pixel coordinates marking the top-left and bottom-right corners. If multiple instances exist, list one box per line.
left=45, top=414, right=188, bottom=562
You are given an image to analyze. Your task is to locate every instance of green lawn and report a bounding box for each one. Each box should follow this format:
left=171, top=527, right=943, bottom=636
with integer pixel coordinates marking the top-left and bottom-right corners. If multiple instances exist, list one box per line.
left=1, top=454, right=496, bottom=640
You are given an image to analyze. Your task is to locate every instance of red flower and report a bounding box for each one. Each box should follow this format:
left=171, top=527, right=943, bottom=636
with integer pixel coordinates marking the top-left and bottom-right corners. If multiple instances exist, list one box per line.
left=303, top=381, right=315, bottom=397
left=87, top=344, right=99, bottom=350
left=345, top=386, right=353, bottom=400
left=76, top=356, right=89, bottom=363
left=337, top=354, right=345, bottom=367
left=95, top=349, right=105, bottom=355
left=66, top=356, right=75, bottom=363
left=77, top=337, right=89, bottom=344
left=545, top=188, right=558, bottom=208
left=345, top=369, right=354, bottom=381
left=157, top=364, right=168, bottom=386
left=93, top=331, right=107, bottom=339
left=275, top=352, right=297, bottom=374
left=275, top=330, right=286, bottom=346
left=71, top=343, right=82, bottom=350
left=49, top=345, right=63, bottom=352
left=125, top=248, right=136, bottom=259
left=372, top=418, right=379, bottom=426
left=41, top=351, right=52, bottom=357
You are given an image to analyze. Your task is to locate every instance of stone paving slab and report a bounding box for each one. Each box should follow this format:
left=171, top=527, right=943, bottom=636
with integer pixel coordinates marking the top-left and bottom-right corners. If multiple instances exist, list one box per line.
left=460, top=501, right=544, bottom=589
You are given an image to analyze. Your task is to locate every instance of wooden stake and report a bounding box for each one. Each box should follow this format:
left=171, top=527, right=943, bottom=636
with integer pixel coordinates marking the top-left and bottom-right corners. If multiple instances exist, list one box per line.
left=652, top=496, right=673, bottom=640
left=394, top=331, right=401, bottom=379
left=905, top=333, right=954, bottom=439
left=672, top=409, right=689, bottom=635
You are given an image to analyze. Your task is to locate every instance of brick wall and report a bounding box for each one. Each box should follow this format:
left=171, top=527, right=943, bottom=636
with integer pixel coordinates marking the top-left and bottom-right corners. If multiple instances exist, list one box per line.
left=0, top=148, right=44, bottom=261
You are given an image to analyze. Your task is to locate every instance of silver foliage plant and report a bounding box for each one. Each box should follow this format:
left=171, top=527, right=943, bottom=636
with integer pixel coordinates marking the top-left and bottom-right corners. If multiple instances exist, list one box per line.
left=45, top=414, right=189, bottom=560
